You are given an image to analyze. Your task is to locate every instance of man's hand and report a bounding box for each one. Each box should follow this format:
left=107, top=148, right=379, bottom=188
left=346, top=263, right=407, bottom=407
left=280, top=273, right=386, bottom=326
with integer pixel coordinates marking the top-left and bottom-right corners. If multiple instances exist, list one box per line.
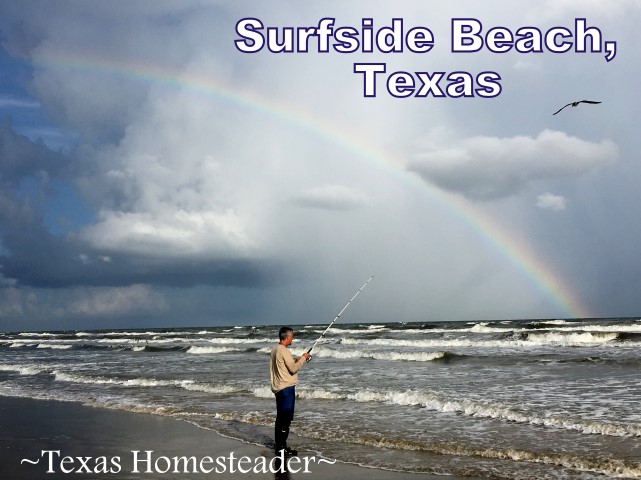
left=302, top=352, right=311, bottom=361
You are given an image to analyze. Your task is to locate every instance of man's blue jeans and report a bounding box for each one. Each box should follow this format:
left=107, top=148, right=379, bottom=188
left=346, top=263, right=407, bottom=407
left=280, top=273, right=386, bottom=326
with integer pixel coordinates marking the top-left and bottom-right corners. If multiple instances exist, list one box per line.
left=274, top=386, right=295, bottom=449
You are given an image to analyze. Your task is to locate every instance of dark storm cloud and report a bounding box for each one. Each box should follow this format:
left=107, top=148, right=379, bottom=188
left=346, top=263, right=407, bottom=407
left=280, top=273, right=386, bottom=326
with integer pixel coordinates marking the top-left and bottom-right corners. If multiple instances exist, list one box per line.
left=0, top=122, right=279, bottom=290
left=1, top=215, right=281, bottom=289
left=0, top=119, right=64, bottom=180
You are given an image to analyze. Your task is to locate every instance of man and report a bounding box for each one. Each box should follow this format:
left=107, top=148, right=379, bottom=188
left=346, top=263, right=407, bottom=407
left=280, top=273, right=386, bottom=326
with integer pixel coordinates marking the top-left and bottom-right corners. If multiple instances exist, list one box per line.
left=270, top=326, right=311, bottom=456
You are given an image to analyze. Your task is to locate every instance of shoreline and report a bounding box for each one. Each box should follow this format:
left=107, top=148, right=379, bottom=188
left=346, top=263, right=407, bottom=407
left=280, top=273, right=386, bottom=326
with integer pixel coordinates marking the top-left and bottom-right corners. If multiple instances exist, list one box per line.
left=0, top=395, right=471, bottom=480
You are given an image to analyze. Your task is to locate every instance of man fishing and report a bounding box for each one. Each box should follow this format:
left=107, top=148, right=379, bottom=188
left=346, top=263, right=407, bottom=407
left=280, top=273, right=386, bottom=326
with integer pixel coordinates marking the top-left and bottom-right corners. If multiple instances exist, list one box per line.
left=269, top=277, right=372, bottom=456
left=270, top=327, right=311, bottom=456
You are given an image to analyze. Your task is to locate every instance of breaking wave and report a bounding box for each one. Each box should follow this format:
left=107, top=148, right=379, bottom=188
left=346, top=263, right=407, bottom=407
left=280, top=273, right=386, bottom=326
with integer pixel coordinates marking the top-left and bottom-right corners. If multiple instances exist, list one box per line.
left=36, top=343, right=74, bottom=350
left=0, top=363, right=47, bottom=376
left=526, top=332, right=619, bottom=345
left=211, top=410, right=641, bottom=478
left=345, top=389, right=641, bottom=437
left=340, top=331, right=623, bottom=349
left=246, top=384, right=641, bottom=438
left=50, top=370, right=242, bottom=394
left=186, top=346, right=244, bottom=355
left=313, top=347, right=451, bottom=362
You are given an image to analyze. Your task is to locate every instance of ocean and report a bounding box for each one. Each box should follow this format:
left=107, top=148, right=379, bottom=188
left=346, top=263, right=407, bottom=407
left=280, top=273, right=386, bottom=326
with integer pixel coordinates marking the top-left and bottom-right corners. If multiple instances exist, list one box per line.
left=1, top=318, right=641, bottom=479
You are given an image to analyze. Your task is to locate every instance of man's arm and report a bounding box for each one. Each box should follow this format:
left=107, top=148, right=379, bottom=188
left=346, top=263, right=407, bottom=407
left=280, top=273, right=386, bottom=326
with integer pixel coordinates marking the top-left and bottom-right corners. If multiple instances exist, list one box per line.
left=281, top=348, right=308, bottom=374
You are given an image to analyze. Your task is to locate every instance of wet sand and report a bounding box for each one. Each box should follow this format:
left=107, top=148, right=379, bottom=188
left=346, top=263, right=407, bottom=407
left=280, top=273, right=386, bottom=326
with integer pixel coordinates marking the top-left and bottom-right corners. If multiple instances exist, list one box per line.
left=0, top=396, right=471, bottom=479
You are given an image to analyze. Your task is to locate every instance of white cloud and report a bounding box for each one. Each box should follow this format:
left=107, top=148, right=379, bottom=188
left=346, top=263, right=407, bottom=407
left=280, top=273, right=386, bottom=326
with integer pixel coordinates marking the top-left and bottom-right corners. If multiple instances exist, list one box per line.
left=409, top=130, right=618, bottom=200
left=80, top=209, right=255, bottom=259
left=536, top=192, right=567, bottom=211
left=290, top=185, right=370, bottom=211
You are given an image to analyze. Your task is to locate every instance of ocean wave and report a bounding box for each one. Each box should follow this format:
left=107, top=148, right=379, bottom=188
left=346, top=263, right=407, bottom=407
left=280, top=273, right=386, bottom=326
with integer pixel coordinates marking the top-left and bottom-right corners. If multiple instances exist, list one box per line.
left=94, top=338, right=184, bottom=344
left=526, top=332, right=619, bottom=345
left=8, top=338, right=79, bottom=347
left=469, top=323, right=511, bottom=333
left=313, top=347, right=450, bottom=362
left=258, top=346, right=455, bottom=363
left=0, top=364, right=47, bottom=375
left=247, top=383, right=641, bottom=438
left=6, top=380, right=639, bottom=479
left=132, top=345, right=188, bottom=353
left=87, top=330, right=198, bottom=339
left=50, top=370, right=242, bottom=395
left=180, top=382, right=242, bottom=394
left=530, top=319, right=574, bottom=326
left=338, top=337, right=502, bottom=348
left=94, top=338, right=148, bottom=344
left=214, top=410, right=271, bottom=426
left=3, top=379, right=639, bottom=479
left=52, top=371, right=161, bottom=386
left=92, top=331, right=157, bottom=337
left=559, top=324, right=641, bottom=333
left=329, top=321, right=641, bottom=337
left=251, top=386, right=272, bottom=399
left=472, top=323, right=641, bottom=336
left=251, top=385, right=343, bottom=400
left=617, top=332, right=641, bottom=342
left=321, top=328, right=390, bottom=335
left=210, top=409, right=641, bottom=478
left=74, top=332, right=94, bottom=337
left=18, top=332, right=60, bottom=337
left=301, top=425, right=641, bottom=479
left=206, top=337, right=273, bottom=344
left=347, top=388, right=641, bottom=437
left=339, top=332, right=622, bottom=349
left=2, top=340, right=189, bottom=353
left=36, top=343, right=74, bottom=350
left=186, top=346, right=244, bottom=355
left=0, top=387, right=84, bottom=405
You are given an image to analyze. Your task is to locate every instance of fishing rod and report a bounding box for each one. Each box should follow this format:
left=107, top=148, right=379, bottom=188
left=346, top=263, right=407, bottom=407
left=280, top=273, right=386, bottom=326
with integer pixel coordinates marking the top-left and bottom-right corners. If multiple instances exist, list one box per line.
left=306, top=275, right=374, bottom=361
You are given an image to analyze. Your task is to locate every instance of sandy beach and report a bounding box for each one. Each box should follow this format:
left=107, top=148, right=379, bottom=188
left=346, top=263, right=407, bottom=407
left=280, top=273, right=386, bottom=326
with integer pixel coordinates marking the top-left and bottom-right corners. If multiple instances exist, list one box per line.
left=0, top=396, right=470, bottom=480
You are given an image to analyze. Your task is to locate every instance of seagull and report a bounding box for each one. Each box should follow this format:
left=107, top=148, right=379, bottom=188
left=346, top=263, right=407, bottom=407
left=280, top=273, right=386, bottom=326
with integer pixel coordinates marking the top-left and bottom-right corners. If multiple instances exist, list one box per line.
left=553, top=100, right=602, bottom=115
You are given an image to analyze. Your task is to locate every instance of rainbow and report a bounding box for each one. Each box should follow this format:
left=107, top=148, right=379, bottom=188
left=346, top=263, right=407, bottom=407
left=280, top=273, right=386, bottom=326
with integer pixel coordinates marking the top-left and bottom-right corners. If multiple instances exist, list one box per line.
left=32, top=51, right=592, bottom=319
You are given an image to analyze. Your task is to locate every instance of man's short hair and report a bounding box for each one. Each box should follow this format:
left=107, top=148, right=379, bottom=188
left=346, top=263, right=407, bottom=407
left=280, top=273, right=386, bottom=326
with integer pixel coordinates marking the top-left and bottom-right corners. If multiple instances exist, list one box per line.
left=279, top=326, right=294, bottom=341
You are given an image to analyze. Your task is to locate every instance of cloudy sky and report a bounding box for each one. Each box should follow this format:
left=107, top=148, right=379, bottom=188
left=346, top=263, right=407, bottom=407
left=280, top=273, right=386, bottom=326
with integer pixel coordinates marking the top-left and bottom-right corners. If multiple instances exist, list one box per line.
left=0, top=0, right=639, bottom=331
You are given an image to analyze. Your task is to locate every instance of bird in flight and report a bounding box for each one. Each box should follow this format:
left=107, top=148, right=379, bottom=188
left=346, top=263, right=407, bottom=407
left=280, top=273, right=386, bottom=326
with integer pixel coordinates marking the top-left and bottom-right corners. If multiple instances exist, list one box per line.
left=553, top=100, right=602, bottom=115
